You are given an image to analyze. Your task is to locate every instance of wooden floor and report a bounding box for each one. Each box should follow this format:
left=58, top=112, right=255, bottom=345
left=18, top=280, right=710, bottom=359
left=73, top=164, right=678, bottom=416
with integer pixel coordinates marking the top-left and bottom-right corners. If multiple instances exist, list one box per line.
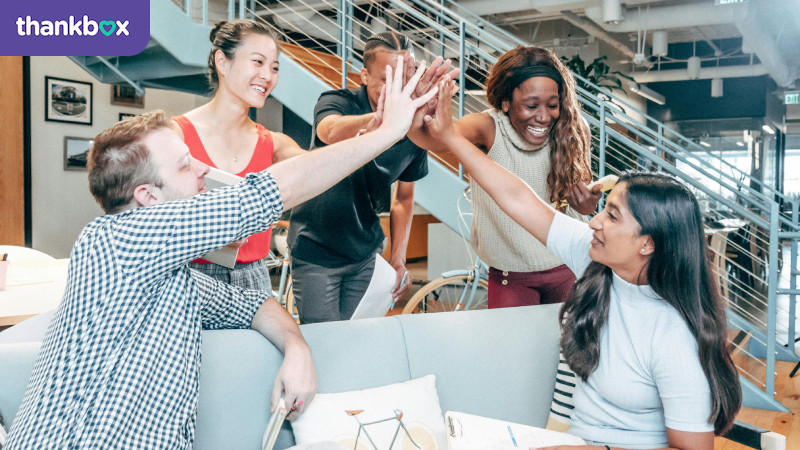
left=714, top=358, right=800, bottom=449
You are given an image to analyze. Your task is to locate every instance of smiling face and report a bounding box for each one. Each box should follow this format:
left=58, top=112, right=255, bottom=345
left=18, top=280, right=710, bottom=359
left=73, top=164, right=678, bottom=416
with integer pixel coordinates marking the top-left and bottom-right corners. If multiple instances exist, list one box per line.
left=588, top=183, right=654, bottom=281
left=142, top=128, right=210, bottom=202
left=217, top=33, right=279, bottom=108
left=361, top=48, right=408, bottom=111
left=501, top=76, right=560, bottom=147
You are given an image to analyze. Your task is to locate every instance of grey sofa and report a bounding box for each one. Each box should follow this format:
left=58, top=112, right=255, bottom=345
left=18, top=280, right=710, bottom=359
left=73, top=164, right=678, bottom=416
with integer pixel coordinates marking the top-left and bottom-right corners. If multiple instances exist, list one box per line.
left=0, top=305, right=562, bottom=449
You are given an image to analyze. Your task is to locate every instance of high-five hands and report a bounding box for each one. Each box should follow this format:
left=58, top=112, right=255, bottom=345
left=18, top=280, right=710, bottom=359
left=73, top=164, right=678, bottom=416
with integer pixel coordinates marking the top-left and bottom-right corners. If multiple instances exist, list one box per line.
left=376, top=56, right=439, bottom=141
left=422, top=77, right=460, bottom=145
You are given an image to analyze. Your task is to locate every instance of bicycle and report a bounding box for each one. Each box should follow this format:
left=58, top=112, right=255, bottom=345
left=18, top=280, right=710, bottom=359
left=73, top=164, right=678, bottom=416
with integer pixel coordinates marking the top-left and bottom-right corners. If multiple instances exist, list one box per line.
left=401, top=187, right=490, bottom=314
left=265, top=220, right=297, bottom=321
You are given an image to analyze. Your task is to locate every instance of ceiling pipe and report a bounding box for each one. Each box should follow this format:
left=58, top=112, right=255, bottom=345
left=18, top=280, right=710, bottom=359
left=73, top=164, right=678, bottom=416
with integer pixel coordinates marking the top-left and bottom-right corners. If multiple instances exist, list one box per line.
left=584, top=1, right=795, bottom=88
left=633, top=64, right=767, bottom=83
left=584, top=2, right=742, bottom=33
left=734, top=4, right=795, bottom=87
left=559, top=11, right=653, bottom=69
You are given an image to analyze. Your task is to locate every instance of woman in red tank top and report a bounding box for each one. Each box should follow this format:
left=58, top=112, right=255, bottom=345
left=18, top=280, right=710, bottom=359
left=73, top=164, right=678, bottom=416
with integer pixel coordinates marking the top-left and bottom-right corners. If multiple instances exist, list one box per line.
left=174, top=19, right=307, bottom=290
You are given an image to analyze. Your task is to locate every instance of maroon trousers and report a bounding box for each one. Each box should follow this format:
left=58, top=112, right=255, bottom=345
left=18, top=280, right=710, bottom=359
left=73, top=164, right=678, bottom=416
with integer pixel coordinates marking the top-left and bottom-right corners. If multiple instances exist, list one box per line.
left=487, top=264, right=576, bottom=309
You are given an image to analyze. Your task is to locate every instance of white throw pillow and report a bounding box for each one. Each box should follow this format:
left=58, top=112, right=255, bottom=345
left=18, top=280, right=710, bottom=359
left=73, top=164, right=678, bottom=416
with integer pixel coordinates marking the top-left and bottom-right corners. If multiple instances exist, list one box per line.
left=291, top=375, right=446, bottom=449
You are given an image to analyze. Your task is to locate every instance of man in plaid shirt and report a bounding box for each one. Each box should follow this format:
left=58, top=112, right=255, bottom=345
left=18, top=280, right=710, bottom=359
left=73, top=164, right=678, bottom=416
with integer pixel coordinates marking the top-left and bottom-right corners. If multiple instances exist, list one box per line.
left=6, top=58, right=439, bottom=448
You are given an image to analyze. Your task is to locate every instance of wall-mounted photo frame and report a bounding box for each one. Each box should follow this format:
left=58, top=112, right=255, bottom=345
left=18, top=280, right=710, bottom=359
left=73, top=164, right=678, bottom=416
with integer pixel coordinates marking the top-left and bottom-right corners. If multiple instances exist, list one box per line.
left=63, top=136, right=94, bottom=171
left=119, top=112, right=137, bottom=121
left=111, top=84, right=145, bottom=108
left=45, top=77, right=93, bottom=125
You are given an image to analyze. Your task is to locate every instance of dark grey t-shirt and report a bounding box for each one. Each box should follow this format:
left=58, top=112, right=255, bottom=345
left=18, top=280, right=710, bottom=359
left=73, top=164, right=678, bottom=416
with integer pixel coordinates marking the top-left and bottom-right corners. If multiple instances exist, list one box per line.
left=287, top=85, right=428, bottom=267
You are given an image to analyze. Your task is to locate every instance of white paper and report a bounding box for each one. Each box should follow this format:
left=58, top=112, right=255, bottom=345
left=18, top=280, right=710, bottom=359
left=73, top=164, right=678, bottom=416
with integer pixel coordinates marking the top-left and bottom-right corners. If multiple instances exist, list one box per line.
left=205, top=167, right=244, bottom=189
left=349, top=254, right=396, bottom=320
left=200, top=168, right=245, bottom=269
left=445, top=411, right=585, bottom=450
left=262, top=398, right=287, bottom=450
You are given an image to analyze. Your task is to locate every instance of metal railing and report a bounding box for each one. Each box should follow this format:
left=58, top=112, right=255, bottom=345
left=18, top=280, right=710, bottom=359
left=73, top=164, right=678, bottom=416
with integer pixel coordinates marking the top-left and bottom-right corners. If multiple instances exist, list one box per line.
left=174, top=0, right=798, bottom=405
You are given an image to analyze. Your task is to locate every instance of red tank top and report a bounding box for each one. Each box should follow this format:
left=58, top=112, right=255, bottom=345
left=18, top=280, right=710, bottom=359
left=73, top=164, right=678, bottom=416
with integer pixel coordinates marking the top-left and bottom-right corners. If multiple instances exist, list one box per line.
left=173, top=115, right=274, bottom=264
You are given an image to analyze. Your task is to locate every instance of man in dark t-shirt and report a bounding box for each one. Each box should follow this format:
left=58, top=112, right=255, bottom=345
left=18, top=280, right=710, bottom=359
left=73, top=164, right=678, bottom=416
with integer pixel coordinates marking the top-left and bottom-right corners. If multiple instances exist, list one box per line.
left=287, top=32, right=427, bottom=324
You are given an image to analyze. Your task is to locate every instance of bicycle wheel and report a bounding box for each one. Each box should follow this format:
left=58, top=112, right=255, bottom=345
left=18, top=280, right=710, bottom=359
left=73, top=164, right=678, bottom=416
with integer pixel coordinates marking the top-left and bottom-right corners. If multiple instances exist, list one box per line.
left=402, top=275, right=489, bottom=314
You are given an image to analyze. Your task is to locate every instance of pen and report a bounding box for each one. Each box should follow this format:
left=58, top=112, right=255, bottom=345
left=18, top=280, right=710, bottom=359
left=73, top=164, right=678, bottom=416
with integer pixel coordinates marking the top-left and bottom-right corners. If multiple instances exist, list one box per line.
left=390, top=272, right=408, bottom=310
left=507, top=425, right=518, bottom=447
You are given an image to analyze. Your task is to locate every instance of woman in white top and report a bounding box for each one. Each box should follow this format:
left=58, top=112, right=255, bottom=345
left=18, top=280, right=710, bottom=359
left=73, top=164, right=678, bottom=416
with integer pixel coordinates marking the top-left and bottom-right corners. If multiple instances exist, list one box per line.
left=421, top=79, right=741, bottom=450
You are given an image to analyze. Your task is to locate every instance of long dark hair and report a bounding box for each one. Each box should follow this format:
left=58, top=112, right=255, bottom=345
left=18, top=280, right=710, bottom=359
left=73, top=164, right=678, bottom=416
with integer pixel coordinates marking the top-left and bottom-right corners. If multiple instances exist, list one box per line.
left=559, top=171, right=741, bottom=435
left=485, top=46, right=591, bottom=205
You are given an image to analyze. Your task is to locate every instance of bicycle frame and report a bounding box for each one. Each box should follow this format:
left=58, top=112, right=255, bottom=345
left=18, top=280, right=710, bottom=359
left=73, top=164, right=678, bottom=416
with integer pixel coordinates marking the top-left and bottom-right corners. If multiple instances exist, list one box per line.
left=441, top=256, right=489, bottom=311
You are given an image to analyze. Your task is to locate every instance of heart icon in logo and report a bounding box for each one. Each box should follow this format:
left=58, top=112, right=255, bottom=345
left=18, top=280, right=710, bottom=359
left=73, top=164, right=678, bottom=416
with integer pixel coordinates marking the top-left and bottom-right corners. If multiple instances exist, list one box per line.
left=99, top=21, right=116, bottom=36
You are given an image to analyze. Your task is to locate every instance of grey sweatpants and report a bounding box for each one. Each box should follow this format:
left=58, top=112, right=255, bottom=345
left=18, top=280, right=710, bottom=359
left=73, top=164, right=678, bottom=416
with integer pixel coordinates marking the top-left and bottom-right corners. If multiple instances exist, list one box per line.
left=290, top=252, right=377, bottom=324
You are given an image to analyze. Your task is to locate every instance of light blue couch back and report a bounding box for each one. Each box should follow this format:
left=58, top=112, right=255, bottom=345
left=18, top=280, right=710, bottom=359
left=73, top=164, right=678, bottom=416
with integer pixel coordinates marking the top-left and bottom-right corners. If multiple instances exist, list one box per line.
left=0, top=305, right=561, bottom=449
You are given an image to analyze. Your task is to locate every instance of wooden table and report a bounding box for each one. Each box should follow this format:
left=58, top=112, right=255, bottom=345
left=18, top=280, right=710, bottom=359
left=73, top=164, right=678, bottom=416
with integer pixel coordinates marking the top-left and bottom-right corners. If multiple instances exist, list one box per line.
left=0, top=259, right=68, bottom=326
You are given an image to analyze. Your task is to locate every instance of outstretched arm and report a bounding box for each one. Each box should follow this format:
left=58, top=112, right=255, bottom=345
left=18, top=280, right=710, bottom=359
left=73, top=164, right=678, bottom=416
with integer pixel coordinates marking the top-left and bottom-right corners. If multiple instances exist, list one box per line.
left=250, top=298, right=317, bottom=421
left=388, top=180, right=415, bottom=301
left=424, top=79, right=555, bottom=245
left=268, top=58, right=438, bottom=210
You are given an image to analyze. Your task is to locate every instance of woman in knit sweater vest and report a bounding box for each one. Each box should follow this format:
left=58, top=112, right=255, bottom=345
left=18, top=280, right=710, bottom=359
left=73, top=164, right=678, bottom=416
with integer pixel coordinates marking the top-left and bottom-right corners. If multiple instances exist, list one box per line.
left=411, top=46, right=601, bottom=308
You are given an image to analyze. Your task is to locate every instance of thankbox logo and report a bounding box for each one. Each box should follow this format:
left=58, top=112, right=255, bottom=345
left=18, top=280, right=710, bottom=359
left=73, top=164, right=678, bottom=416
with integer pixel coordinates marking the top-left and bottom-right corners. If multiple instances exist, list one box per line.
left=17, top=16, right=130, bottom=37
left=2, top=0, right=148, bottom=56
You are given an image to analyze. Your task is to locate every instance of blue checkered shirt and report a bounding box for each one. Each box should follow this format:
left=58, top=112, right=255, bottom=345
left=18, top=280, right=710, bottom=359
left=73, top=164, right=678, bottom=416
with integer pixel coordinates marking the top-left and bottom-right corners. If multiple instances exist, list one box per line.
left=6, top=172, right=283, bottom=449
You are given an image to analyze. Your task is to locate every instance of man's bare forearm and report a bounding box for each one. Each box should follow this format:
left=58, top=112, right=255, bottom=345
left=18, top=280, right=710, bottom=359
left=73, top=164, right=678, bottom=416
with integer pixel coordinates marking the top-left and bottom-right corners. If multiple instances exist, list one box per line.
left=317, top=113, right=375, bottom=144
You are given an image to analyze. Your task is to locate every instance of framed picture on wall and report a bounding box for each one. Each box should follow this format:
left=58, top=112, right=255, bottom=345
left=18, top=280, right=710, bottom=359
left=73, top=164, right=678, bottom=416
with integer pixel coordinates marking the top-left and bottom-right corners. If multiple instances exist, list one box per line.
left=63, top=136, right=94, bottom=171
left=119, top=112, right=137, bottom=121
left=45, top=77, right=93, bottom=125
left=111, top=84, right=145, bottom=108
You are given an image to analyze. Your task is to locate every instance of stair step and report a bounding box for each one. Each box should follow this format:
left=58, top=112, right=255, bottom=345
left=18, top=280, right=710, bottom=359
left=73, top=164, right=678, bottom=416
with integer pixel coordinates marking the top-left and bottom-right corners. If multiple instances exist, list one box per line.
left=281, top=42, right=360, bottom=89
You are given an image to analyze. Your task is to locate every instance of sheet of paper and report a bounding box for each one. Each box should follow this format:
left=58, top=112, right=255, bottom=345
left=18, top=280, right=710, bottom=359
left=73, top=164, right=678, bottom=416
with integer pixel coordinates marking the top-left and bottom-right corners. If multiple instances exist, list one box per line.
left=446, top=410, right=585, bottom=450
left=262, top=397, right=287, bottom=450
left=5, top=260, right=68, bottom=287
left=350, top=254, right=395, bottom=320
left=205, top=167, right=244, bottom=189
left=200, top=168, right=245, bottom=269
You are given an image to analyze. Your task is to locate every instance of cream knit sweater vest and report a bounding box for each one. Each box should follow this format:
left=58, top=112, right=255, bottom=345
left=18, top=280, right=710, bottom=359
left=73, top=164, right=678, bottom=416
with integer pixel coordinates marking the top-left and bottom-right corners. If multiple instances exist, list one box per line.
left=470, top=109, right=585, bottom=272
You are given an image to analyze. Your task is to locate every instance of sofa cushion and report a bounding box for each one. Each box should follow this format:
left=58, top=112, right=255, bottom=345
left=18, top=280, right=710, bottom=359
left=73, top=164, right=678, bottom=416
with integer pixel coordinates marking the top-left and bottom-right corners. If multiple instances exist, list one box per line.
left=290, top=375, right=446, bottom=449
left=300, top=316, right=412, bottom=393
left=0, top=342, right=41, bottom=428
left=195, top=316, right=411, bottom=450
left=397, top=305, right=561, bottom=428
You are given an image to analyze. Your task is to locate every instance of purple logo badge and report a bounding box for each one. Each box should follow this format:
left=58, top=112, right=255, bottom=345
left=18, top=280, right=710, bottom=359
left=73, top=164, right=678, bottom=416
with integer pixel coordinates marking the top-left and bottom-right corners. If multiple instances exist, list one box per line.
left=1, top=0, right=149, bottom=56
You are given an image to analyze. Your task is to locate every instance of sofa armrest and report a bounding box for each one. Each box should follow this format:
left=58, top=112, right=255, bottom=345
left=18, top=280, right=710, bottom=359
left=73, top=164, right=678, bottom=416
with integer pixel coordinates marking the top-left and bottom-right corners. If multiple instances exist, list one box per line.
left=722, top=420, right=786, bottom=450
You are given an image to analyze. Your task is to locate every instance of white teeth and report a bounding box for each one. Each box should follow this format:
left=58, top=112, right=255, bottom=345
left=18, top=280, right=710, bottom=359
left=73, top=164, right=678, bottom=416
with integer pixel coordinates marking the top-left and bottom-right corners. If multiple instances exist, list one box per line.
left=527, top=126, right=547, bottom=136
left=253, top=85, right=266, bottom=93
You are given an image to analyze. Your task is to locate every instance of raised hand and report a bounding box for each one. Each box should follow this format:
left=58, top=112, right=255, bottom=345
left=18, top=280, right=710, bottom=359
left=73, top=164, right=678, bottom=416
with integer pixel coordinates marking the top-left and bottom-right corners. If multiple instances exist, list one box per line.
left=422, top=78, right=460, bottom=146
left=414, top=57, right=458, bottom=99
left=568, top=182, right=602, bottom=215
left=377, top=56, right=439, bottom=141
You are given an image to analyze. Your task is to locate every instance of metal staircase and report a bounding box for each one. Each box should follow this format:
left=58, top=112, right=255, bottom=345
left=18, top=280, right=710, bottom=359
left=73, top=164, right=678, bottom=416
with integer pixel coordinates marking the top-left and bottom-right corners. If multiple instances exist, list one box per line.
left=68, top=0, right=799, bottom=411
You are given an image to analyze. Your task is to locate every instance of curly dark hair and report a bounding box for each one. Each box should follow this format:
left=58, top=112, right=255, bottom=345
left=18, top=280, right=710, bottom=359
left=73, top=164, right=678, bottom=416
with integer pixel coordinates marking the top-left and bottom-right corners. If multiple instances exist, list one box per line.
left=207, top=19, right=279, bottom=93
left=485, top=46, right=591, bottom=205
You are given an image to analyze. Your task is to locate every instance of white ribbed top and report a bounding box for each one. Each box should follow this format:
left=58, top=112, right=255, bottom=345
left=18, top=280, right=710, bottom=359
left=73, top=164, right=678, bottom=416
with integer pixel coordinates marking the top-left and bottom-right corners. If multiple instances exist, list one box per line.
left=470, top=109, right=584, bottom=272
